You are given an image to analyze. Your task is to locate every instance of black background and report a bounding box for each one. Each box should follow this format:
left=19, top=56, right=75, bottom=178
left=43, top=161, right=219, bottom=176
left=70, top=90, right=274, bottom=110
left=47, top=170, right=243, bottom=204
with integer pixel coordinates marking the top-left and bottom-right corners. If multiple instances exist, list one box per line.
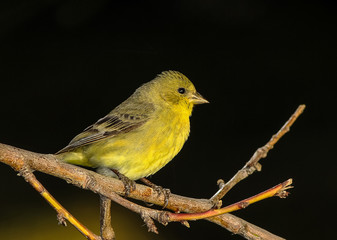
left=0, top=1, right=336, bottom=239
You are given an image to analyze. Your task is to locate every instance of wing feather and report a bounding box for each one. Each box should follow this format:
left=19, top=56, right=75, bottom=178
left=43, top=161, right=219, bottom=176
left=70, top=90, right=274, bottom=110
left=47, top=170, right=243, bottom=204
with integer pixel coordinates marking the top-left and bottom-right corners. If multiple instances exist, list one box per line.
left=56, top=103, right=154, bottom=154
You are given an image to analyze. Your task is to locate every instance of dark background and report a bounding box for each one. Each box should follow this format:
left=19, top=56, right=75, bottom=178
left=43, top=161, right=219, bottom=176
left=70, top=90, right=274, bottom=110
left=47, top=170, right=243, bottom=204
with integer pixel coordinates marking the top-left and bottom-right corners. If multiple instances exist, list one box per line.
left=0, top=1, right=336, bottom=239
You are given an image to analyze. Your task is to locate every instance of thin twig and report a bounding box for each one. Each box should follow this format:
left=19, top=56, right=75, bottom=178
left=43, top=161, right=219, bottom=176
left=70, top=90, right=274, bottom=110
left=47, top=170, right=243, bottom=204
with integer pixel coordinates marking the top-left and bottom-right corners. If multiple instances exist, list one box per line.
left=18, top=165, right=100, bottom=240
left=100, top=195, right=115, bottom=240
left=210, top=104, right=305, bottom=205
left=169, top=179, right=293, bottom=222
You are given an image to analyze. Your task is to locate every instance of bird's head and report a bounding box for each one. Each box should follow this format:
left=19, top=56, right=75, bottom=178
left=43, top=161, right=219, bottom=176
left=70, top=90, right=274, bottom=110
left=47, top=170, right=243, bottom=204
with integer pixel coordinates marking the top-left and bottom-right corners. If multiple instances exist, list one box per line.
left=149, top=71, right=208, bottom=112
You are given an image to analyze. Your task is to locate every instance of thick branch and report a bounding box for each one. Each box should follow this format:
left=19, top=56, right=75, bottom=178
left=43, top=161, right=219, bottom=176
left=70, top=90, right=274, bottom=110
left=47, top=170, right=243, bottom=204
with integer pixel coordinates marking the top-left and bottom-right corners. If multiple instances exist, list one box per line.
left=0, top=143, right=284, bottom=240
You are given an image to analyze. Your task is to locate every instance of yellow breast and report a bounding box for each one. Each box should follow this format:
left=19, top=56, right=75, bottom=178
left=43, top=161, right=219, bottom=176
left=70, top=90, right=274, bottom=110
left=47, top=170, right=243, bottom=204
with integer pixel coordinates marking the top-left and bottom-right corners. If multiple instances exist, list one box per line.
left=87, top=107, right=191, bottom=180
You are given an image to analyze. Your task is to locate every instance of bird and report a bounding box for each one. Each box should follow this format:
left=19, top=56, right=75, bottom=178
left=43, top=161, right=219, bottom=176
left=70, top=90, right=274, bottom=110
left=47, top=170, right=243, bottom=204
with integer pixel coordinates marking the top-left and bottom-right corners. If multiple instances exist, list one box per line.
left=56, top=70, right=208, bottom=202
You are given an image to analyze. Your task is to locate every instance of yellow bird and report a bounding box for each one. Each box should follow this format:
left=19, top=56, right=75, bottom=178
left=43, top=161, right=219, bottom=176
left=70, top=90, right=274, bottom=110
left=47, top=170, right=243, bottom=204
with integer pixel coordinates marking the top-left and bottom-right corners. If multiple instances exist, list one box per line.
left=56, top=71, right=208, bottom=195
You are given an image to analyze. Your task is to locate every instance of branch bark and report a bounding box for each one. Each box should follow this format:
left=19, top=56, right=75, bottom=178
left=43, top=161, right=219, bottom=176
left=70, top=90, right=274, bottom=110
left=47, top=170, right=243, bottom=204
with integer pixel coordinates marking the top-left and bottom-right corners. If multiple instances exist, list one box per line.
left=0, top=104, right=305, bottom=240
left=0, top=143, right=284, bottom=240
left=100, top=196, right=115, bottom=240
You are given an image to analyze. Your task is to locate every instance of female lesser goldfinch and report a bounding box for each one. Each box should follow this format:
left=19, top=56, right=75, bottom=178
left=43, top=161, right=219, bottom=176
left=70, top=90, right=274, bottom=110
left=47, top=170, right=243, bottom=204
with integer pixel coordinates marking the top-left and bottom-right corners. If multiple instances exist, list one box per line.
left=56, top=71, right=208, bottom=188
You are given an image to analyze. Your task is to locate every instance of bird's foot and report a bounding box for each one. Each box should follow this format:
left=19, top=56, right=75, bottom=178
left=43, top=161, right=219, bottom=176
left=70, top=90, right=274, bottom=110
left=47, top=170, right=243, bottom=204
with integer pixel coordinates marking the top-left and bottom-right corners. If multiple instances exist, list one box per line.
left=140, top=178, right=171, bottom=208
left=112, top=169, right=136, bottom=196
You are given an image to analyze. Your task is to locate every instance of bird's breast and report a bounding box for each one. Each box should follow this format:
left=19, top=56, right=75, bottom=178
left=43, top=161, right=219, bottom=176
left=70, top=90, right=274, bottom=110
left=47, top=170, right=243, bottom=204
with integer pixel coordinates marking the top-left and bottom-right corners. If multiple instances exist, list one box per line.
left=89, top=109, right=191, bottom=180
left=138, top=111, right=190, bottom=169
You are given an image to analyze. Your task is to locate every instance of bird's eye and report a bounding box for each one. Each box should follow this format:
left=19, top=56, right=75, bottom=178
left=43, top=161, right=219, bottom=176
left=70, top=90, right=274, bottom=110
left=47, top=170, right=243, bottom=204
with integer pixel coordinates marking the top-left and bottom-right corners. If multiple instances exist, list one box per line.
left=178, top=88, right=186, bottom=94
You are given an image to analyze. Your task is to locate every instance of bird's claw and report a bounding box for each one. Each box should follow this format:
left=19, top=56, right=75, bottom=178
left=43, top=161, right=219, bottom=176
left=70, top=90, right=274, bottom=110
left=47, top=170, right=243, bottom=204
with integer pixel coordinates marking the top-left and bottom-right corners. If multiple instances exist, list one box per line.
left=153, top=185, right=171, bottom=208
left=140, top=178, right=171, bottom=208
left=112, top=169, right=136, bottom=196
left=120, top=175, right=136, bottom=196
left=162, top=188, right=171, bottom=208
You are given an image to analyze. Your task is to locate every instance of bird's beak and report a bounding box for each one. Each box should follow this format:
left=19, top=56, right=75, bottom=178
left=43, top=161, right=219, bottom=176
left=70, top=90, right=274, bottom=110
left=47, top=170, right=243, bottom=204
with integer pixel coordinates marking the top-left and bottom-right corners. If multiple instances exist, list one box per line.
left=190, top=92, right=209, bottom=104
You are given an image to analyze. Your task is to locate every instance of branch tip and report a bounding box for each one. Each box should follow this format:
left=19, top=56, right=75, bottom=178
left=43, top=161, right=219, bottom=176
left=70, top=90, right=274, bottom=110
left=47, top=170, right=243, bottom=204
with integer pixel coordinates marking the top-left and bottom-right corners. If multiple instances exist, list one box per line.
left=180, top=220, right=190, bottom=228
left=217, top=179, right=225, bottom=187
left=275, top=179, right=293, bottom=198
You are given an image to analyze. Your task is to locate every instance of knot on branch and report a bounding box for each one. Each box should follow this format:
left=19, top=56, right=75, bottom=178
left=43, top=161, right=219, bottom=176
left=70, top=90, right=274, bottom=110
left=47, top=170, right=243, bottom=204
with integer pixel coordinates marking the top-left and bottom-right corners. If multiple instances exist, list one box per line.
left=238, top=201, right=250, bottom=209
left=248, top=146, right=269, bottom=165
left=156, top=211, right=170, bottom=226
left=246, top=162, right=262, bottom=175
left=83, top=173, right=97, bottom=190
left=140, top=211, right=158, bottom=234
left=17, top=165, right=33, bottom=181
left=237, top=222, right=250, bottom=236
left=57, top=213, right=67, bottom=226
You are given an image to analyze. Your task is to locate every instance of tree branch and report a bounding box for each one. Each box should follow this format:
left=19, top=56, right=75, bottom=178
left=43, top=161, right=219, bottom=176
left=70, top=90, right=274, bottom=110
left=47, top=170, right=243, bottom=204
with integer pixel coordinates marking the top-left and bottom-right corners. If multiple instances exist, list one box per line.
left=0, top=143, right=284, bottom=240
left=210, top=104, right=305, bottom=205
left=18, top=164, right=100, bottom=240
left=100, top=196, right=115, bottom=240
left=169, top=179, right=293, bottom=222
left=0, top=104, right=305, bottom=240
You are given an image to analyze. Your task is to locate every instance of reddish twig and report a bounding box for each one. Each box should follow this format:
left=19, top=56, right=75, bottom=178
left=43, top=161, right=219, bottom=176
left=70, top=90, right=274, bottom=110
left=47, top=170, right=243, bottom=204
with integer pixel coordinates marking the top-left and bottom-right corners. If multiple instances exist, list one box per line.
left=169, top=179, right=293, bottom=222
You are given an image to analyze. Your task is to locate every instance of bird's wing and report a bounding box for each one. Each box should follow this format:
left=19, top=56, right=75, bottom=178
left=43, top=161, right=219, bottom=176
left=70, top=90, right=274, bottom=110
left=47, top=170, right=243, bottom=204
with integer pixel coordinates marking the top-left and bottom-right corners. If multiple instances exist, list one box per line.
left=56, top=103, right=154, bottom=154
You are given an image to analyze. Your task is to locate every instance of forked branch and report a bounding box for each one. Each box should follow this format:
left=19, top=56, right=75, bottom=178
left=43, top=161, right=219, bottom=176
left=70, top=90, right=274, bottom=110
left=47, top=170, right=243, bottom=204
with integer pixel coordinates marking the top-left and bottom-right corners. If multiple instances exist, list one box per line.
left=0, top=105, right=305, bottom=240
